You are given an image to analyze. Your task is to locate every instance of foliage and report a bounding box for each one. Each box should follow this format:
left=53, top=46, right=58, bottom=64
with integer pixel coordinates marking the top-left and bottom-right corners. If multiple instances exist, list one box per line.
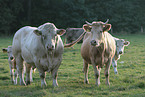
left=0, top=0, right=145, bottom=35
left=0, top=34, right=145, bottom=96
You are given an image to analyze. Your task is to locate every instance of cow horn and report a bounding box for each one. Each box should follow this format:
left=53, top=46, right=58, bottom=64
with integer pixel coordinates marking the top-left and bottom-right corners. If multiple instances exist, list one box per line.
left=85, top=21, right=92, bottom=26
left=103, top=19, right=109, bottom=25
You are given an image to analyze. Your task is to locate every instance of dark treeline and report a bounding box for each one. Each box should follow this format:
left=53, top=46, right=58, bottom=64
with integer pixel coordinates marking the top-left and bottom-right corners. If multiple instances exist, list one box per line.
left=0, top=0, right=145, bottom=35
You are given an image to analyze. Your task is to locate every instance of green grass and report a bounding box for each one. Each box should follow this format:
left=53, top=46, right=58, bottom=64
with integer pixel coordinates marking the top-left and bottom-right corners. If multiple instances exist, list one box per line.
left=0, top=34, right=145, bottom=97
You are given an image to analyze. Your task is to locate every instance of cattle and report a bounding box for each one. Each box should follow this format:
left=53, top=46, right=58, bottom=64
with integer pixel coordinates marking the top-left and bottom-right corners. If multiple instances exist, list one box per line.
left=65, top=28, right=84, bottom=43
left=2, top=46, right=34, bottom=84
left=12, top=23, right=66, bottom=87
left=112, top=38, right=130, bottom=74
left=81, top=19, right=116, bottom=86
left=2, top=46, right=18, bottom=84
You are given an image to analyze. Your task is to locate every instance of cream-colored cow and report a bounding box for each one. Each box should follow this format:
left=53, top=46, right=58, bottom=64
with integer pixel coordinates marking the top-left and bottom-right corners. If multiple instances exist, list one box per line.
left=12, top=23, right=66, bottom=87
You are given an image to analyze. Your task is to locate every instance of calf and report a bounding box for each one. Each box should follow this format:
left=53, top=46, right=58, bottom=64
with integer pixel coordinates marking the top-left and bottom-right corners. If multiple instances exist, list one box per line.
left=2, top=46, right=18, bottom=84
left=112, top=38, right=130, bottom=74
left=2, top=46, right=34, bottom=84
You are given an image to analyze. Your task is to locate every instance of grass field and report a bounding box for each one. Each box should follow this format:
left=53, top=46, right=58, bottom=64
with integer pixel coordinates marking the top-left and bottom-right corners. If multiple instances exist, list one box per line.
left=0, top=34, right=145, bottom=97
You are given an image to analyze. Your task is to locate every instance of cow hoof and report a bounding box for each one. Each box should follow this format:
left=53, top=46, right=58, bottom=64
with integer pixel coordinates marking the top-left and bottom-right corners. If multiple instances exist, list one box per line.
left=14, top=80, right=17, bottom=85
left=30, top=79, right=33, bottom=82
left=11, top=80, right=14, bottom=84
left=53, top=83, right=58, bottom=87
left=84, top=80, right=89, bottom=84
left=114, top=72, right=118, bottom=74
left=106, top=82, right=110, bottom=86
left=41, top=83, right=47, bottom=88
left=20, top=82, right=26, bottom=86
left=26, top=81, right=31, bottom=85
left=96, top=83, right=100, bottom=87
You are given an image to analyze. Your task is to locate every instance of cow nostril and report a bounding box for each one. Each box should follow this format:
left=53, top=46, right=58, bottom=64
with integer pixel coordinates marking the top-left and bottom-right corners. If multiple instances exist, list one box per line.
left=10, top=57, right=13, bottom=60
left=47, top=45, right=54, bottom=51
left=119, top=51, right=122, bottom=54
left=91, top=40, right=98, bottom=46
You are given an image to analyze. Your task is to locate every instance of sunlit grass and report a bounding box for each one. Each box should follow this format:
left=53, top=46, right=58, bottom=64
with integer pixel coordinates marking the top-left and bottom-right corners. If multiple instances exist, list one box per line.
left=0, top=34, right=145, bottom=96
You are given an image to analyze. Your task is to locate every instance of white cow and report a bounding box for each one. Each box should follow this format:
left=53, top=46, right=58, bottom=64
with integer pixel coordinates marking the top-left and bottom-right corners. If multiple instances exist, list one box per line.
left=2, top=46, right=35, bottom=84
left=112, top=38, right=130, bottom=74
left=12, top=23, right=65, bottom=87
left=2, top=46, right=18, bottom=84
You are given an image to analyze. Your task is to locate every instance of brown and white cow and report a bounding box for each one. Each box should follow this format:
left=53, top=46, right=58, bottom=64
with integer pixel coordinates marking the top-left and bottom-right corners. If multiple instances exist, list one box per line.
left=65, top=28, right=84, bottom=43
left=12, top=23, right=66, bottom=87
left=112, top=37, right=130, bottom=74
left=81, top=20, right=116, bottom=86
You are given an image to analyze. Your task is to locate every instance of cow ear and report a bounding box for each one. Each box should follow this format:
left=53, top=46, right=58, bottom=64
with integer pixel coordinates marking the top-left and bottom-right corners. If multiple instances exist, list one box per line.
left=57, top=29, right=66, bottom=36
left=124, top=41, right=130, bottom=46
left=83, top=24, right=92, bottom=32
left=33, top=29, right=42, bottom=36
left=103, top=24, right=111, bottom=32
left=2, top=48, right=7, bottom=53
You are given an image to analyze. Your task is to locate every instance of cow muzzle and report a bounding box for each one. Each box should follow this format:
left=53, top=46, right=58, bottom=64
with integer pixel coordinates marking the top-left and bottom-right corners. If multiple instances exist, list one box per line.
left=47, top=45, right=55, bottom=51
left=90, top=40, right=99, bottom=46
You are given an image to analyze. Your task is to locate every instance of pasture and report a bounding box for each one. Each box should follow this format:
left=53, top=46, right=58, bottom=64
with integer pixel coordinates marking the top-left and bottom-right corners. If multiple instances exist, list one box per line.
left=0, top=34, right=145, bottom=97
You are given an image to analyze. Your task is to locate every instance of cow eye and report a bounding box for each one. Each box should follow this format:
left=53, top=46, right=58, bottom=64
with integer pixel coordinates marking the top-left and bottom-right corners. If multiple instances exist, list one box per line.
left=100, top=31, right=103, bottom=33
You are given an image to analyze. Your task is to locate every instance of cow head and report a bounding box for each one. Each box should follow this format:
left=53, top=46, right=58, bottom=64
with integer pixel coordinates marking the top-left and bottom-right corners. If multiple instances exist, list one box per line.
left=33, top=23, right=66, bottom=53
left=2, top=46, right=14, bottom=60
left=116, top=39, right=130, bottom=55
left=83, top=19, right=111, bottom=47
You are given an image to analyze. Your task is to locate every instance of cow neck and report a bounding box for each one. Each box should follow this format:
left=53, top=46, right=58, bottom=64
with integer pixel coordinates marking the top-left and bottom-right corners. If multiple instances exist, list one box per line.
left=46, top=53, right=53, bottom=72
left=46, top=36, right=58, bottom=72
left=90, top=34, right=105, bottom=68
left=97, top=33, right=105, bottom=53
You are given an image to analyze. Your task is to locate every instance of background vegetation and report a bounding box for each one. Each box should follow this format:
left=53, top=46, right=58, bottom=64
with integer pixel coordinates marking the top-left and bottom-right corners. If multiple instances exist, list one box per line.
left=0, top=0, right=145, bottom=35
left=0, top=34, right=145, bottom=96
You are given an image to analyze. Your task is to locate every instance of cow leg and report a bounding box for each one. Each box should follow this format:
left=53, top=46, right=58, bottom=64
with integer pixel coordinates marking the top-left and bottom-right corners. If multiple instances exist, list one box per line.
left=112, top=58, right=118, bottom=74
left=105, top=59, right=112, bottom=86
left=25, top=63, right=31, bottom=85
left=39, top=71, right=46, bottom=88
left=83, top=60, right=89, bottom=84
left=30, top=68, right=33, bottom=82
left=34, top=60, right=47, bottom=87
left=51, top=66, right=59, bottom=87
left=10, top=67, right=14, bottom=83
left=14, top=69, right=18, bottom=85
left=37, top=68, right=46, bottom=87
left=16, top=55, right=26, bottom=85
left=93, top=65, right=101, bottom=86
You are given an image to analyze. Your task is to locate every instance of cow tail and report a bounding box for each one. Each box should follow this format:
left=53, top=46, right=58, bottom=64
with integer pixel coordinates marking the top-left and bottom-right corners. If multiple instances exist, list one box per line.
left=64, top=31, right=86, bottom=48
